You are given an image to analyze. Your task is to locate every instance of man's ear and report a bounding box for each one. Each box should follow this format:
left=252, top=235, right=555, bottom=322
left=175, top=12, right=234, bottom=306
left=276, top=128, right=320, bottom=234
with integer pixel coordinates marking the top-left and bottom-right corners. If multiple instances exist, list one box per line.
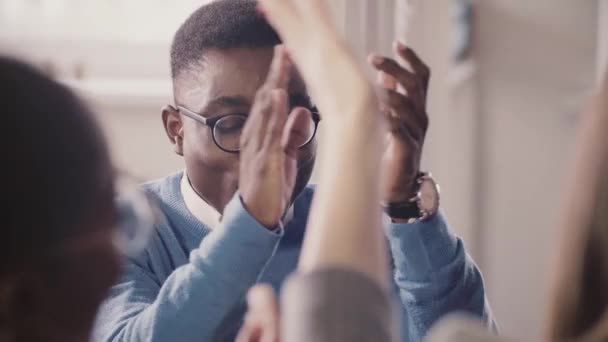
left=162, top=105, right=184, bottom=156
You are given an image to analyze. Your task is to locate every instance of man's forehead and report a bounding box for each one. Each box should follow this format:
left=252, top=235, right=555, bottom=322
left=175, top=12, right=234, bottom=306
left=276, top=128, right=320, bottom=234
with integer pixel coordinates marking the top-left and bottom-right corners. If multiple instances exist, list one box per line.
left=175, top=48, right=307, bottom=111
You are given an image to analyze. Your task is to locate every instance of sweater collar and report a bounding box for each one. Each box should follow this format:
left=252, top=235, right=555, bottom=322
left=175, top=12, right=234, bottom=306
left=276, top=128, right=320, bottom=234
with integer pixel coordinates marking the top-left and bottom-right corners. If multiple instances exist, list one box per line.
left=180, top=170, right=294, bottom=229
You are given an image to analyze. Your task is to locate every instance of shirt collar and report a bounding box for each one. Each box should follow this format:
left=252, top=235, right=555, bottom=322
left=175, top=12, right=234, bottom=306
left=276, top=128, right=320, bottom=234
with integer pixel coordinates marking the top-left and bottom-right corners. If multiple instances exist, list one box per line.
left=180, top=170, right=295, bottom=230
left=181, top=171, right=222, bottom=230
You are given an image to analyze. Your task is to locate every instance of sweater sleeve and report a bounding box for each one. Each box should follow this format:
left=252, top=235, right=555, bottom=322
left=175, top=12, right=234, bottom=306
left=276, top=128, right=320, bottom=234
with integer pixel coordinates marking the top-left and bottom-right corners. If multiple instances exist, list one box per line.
left=385, top=212, right=497, bottom=341
left=93, top=194, right=282, bottom=342
left=280, top=268, right=395, bottom=342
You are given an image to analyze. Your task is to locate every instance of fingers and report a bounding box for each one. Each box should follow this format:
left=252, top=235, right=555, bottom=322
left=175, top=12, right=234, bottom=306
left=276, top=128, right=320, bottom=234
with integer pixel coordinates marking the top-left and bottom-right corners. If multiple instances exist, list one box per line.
left=235, top=324, right=262, bottom=342
left=368, top=42, right=431, bottom=101
left=264, top=45, right=291, bottom=90
left=241, top=89, right=273, bottom=152
left=264, top=89, right=289, bottom=150
left=241, top=46, right=292, bottom=152
left=369, top=54, right=419, bottom=96
left=377, top=71, right=397, bottom=92
left=247, top=285, right=279, bottom=316
left=369, top=43, right=430, bottom=143
left=236, top=285, right=280, bottom=342
left=394, top=41, right=431, bottom=89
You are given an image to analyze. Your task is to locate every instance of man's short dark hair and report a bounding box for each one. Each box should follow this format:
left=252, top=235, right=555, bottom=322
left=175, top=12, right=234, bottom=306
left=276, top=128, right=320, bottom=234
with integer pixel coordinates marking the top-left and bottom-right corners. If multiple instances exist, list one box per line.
left=170, top=0, right=281, bottom=80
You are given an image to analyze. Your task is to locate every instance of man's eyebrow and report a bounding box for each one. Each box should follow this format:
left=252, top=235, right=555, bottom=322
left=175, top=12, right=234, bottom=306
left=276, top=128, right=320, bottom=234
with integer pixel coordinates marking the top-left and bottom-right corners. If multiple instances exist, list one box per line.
left=207, top=95, right=251, bottom=108
left=194, top=95, right=251, bottom=117
left=197, top=94, right=312, bottom=115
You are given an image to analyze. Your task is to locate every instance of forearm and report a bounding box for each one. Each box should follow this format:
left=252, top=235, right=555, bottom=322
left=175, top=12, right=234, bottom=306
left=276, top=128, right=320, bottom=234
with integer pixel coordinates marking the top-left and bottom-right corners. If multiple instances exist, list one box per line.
left=96, top=195, right=282, bottom=342
left=386, top=213, right=495, bottom=340
left=299, top=102, right=388, bottom=287
left=259, top=0, right=388, bottom=285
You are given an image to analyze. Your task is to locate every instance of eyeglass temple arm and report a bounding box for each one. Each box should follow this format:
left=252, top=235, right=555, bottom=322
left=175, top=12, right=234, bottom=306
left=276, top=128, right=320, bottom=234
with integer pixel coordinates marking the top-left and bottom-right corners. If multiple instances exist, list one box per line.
left=177, top=106, right=209, bottom=125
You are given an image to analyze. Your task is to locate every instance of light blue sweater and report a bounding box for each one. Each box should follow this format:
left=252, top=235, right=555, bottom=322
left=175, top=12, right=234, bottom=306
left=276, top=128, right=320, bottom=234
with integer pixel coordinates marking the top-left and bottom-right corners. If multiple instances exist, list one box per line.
left=94, top=171, right=494, bottom=341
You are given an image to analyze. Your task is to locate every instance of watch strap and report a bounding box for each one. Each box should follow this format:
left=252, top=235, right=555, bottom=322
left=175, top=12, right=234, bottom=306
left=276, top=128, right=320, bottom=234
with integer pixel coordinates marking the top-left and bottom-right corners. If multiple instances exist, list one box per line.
left=383, top=199, right=421, bottom=219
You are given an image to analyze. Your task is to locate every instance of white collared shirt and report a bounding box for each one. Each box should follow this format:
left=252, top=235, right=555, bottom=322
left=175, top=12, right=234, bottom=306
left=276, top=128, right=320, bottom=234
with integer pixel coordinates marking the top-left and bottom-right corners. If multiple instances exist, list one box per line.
left=180, top=171, right=294, bottom=230
left=180, top=171, right=223, bottom=230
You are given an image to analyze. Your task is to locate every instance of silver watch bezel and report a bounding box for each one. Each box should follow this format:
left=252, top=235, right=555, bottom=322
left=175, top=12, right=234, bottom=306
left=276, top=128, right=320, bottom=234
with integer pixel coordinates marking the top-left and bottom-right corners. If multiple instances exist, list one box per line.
left=410, top=172, right=440, bottom=222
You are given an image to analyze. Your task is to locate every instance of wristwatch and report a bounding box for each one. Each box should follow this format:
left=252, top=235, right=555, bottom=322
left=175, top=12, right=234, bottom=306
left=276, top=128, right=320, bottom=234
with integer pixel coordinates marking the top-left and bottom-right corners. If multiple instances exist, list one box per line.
left=383, top=172, right=440, bottom=222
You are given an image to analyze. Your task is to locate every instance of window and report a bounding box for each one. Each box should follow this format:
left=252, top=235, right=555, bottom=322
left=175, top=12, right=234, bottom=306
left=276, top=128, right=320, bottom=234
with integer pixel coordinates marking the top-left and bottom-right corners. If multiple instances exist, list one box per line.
left=0, top=0, right=211, bottom=43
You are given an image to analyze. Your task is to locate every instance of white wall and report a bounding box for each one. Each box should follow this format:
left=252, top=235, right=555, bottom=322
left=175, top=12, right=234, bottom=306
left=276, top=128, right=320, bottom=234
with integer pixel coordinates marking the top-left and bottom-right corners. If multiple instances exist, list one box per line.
left=0, top=0, right=208, bottom=44
left=475, top=2, right=597, bottom=340
left=399, top=0, right=600, bottom=340
left=397, top=0, right=480, bottom=253
left=401, top=0, right=599, bottom=340
left=0, top=38, right=183, bottom=179
left=0, top=0, right=209, bottom=179
left=599, top=0, right=608, bottom=80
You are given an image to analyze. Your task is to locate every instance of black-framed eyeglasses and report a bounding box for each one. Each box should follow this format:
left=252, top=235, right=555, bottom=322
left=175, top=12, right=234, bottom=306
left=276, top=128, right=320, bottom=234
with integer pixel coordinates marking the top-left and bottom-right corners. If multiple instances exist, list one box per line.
left=177, top=105, right=321, bottom=153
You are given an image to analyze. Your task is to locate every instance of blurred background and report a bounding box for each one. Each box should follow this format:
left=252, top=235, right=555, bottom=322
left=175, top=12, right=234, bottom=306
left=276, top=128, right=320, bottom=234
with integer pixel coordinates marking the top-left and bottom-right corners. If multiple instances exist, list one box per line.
left=1, top=0, right=606, bottom=340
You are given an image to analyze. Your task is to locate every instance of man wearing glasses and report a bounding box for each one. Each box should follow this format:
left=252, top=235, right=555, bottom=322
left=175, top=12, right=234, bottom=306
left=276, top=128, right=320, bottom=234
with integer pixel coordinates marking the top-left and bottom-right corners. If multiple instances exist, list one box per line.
left=94, top=1, right=495, bottom=341
left=177, top=96, right=320, bottom=155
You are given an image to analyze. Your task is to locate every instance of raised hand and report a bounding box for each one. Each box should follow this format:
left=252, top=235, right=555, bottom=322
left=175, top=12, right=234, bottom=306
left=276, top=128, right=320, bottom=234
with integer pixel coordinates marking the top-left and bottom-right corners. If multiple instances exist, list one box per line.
left=239, top=46, right=309, bottom=228
left=370, top=42, right=431, bottom=204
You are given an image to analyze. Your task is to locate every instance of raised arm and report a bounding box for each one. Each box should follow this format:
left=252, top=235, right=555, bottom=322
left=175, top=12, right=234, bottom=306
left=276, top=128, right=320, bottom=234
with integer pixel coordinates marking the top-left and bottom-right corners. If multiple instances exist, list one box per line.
left=546, top=72, right=608, bottom=341
left=259, top=0, right=387, bottom=284
left=257, top=1, right=393, bottom=341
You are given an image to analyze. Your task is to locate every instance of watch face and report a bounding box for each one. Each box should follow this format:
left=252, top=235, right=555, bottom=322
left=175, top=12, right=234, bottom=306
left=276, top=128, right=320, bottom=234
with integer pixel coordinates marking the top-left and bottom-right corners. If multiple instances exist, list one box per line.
left=418, top=177, right=440, bottom=214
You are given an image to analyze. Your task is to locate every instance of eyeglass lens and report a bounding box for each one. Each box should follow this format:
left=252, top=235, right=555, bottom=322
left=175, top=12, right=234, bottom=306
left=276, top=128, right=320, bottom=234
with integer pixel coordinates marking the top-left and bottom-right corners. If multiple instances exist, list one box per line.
left=213, top=111, right=317, bottom=152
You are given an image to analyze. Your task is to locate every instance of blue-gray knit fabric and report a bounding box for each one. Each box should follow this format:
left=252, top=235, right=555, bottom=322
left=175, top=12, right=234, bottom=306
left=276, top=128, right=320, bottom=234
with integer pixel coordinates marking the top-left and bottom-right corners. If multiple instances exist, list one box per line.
left=93, top=171, right=495, bottom=341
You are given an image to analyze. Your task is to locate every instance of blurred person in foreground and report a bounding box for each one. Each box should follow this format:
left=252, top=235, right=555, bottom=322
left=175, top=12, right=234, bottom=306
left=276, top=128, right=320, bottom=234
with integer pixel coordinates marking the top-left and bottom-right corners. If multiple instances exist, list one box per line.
left=423, top=74, right=608, bottom=341
left=544, top=72, right=608, bottom=341
left=235, top=0, right=418, bottom=339
left=1, top=57, right=118, bottom=342
left=93, top=0, right=495, bottom=341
